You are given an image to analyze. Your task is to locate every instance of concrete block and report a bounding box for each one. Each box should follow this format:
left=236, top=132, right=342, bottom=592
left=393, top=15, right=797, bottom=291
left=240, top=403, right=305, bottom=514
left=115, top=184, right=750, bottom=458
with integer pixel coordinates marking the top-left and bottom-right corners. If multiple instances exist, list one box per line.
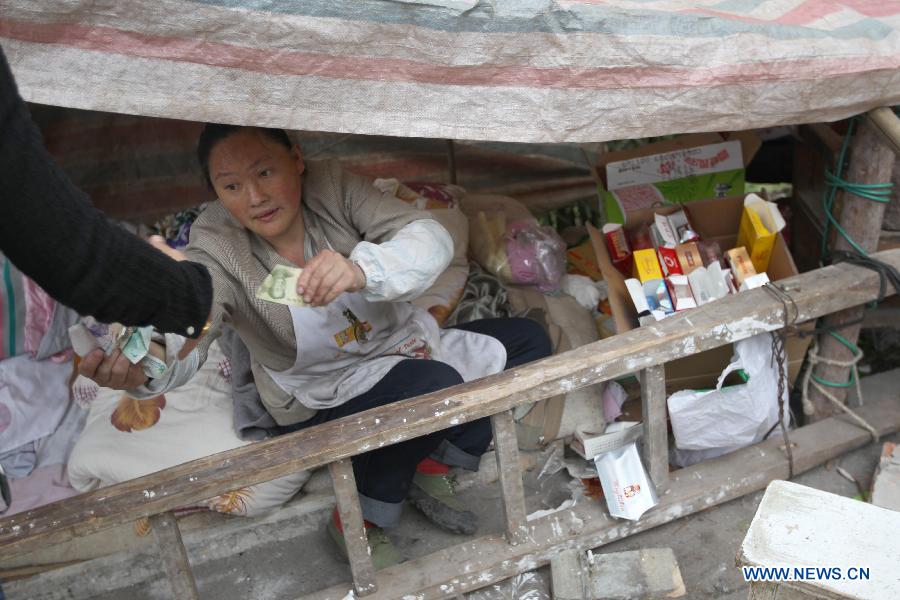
left=551, top=548, right=587, bottom=600
left=587, top=548, right=685, bottom=599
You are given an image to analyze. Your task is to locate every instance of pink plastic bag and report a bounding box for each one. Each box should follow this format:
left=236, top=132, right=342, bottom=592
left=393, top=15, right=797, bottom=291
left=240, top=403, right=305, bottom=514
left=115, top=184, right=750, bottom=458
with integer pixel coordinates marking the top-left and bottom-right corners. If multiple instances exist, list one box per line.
left=505, top=221, right=566, bottom=293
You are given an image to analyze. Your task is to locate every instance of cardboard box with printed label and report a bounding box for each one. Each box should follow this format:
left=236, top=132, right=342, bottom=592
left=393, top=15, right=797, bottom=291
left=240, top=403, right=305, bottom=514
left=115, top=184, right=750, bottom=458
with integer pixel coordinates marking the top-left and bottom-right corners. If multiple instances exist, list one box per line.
left=597, top=132, right=761, bottom=225
left=589, top=195, right=812, bottom=393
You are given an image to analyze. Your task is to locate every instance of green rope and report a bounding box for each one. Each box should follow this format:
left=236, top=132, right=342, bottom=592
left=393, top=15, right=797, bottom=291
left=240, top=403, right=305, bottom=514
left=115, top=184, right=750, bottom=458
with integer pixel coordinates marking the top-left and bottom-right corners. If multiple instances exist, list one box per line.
left=816, top=116, right=894, bottom=388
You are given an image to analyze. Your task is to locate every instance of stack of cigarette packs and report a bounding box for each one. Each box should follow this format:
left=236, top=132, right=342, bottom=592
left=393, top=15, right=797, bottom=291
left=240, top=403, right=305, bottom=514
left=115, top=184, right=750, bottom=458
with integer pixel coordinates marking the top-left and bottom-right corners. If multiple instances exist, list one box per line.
left=609, top=208, right=770, bottom=322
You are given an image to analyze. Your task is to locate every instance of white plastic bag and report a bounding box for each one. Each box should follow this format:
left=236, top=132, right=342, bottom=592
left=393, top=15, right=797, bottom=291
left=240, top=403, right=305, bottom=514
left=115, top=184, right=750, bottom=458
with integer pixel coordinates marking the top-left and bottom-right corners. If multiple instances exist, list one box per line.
left=667, top=333, right=788, bottom=464
left=593, top=422, right=658, bottom=521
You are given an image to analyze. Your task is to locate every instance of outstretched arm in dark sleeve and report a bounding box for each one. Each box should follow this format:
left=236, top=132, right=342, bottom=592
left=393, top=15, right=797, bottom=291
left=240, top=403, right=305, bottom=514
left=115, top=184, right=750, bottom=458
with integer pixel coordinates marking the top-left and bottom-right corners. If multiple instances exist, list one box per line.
left=0, top=45, right=211, bottom=337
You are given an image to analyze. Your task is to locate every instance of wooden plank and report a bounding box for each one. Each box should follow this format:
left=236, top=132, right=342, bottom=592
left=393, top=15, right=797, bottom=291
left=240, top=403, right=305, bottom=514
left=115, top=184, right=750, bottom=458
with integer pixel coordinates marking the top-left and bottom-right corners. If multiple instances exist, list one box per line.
left=305, top=391, right=900, bottom=600
left=2, top=250, right=899, bottom=556
left=328, top=460, right=377, bottom=596
left=639, top=365, right=669, bottom=492
left=148, top=512, right=199, bottom=600
left=809, top=120, right=895, bottom=420
left=739, top=480, right=900, bottom=600
left=490, top=411, right=528, bottom=544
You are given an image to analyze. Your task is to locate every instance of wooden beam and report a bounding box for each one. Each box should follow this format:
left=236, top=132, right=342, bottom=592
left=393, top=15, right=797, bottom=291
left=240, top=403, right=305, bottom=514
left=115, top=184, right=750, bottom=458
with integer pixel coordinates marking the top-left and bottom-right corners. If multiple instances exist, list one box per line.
left=640, top=365, right=669, bottom=492
left=2, top=250, right=898, bottom=556
left=148, top=512, right=199, bottom=600
left=867, top=107, right=900, bottom=157
left=305, top=391, right=900, bottom=599
left=490, top=411, right=528, bottom=544
left=328, top=460, right=377, bottom=596
left=809, top=119, right=895, bottom=420
left=446, top=139, right=457, bottom=184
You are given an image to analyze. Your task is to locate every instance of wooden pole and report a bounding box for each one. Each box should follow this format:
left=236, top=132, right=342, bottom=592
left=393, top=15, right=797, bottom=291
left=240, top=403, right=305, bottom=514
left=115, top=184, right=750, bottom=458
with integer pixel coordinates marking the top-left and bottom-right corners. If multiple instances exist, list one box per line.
left=446, top=139, right=457, bottom=184
left=808, top=114, right=895, bottom=420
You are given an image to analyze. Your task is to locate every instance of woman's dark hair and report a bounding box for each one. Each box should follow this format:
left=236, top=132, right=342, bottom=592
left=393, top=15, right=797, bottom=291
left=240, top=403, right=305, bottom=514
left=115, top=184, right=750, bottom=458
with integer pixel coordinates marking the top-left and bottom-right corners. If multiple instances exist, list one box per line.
left=197, top=124, right=293, bottom=189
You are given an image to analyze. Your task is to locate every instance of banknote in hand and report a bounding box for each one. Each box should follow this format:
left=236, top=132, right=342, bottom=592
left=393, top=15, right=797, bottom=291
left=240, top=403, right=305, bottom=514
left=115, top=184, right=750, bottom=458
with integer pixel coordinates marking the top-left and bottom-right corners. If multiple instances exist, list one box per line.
left=256, top=265, right=307, bottom=307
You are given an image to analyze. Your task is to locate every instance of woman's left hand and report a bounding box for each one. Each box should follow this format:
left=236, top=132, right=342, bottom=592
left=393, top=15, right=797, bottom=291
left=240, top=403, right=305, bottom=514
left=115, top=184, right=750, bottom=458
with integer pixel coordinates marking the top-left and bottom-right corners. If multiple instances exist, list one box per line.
left=296, top=249, right=366, bottom=306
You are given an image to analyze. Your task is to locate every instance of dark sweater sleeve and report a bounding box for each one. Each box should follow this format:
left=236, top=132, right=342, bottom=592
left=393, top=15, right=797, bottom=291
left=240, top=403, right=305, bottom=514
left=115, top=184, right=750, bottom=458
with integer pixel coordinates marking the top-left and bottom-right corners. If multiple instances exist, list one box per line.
left=0, top=46, right=212, bottom=337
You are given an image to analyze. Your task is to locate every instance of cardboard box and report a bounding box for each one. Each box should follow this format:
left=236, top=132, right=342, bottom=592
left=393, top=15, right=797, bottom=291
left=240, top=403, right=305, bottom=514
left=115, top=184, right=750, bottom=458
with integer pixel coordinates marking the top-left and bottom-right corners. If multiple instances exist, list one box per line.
left=597, top=132, right=761, bottom=224
left=589, top=195, right=812, bottom=393
left=567, top=239, right=604, bottom=281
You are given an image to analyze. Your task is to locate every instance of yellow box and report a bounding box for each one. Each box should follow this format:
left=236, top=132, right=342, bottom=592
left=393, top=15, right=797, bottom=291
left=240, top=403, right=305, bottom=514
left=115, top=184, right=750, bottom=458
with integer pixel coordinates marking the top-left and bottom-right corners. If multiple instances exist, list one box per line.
left=737, top=205, right=775, bottom=273
left=633, top=248, right=663, bottom=282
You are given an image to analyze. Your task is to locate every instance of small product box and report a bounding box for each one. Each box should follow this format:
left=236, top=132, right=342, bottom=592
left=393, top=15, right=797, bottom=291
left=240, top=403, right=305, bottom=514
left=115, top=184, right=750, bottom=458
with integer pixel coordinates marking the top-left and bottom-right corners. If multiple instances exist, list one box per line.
left=736, top=193, right=785, bottom=273
left=726, top=246, right=757, bottom=288
left=628, top=223, right=653, bottom=251
left=625, top=278, right=652, bottom=317
left=666, top=275, right=697, bottom=311
left=658, top=246, right=683, bottom=276
left=633, top=248, right=663, bottom=282
left=602, top=223, right=633, bottom=277
left=675, top=242, right=703, bottom=274
left=739, top=272, right=770, bottom=291
left=696, top=240, right=724, bottom=267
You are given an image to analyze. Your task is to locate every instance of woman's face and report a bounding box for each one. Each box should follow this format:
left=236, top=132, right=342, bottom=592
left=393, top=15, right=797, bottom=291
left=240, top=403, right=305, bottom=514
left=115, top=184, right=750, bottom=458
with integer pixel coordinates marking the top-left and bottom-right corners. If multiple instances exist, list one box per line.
left=208, top=129, right=305, bottom=248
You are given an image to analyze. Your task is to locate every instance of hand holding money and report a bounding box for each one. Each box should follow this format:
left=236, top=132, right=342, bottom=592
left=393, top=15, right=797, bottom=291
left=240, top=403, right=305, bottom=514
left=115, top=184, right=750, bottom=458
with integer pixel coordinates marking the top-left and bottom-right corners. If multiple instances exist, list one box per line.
left=297, top=249, right=366, bottom=306
left=257, top=251, right=366, bottom=307
left=69, top=318, right=168, bottom=379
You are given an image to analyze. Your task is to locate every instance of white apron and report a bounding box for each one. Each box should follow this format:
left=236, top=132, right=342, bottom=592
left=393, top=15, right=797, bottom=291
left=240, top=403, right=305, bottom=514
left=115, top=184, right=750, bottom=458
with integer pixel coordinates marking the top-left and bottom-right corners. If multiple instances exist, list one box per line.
left=263, top=292, right=507, bottom=410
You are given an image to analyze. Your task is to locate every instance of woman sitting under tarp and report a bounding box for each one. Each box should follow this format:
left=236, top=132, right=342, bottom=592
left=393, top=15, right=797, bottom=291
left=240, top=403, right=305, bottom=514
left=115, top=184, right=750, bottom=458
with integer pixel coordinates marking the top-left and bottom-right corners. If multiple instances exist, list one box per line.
left=80, top=124, right=550, bottom=568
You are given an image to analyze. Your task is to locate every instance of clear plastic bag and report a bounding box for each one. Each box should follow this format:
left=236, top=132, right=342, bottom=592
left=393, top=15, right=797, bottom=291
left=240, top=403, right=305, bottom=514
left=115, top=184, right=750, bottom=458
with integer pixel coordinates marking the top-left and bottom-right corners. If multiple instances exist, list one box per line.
left=505, top=221, right=567, bottom=293
left=465, top=570, right=551, bottom=599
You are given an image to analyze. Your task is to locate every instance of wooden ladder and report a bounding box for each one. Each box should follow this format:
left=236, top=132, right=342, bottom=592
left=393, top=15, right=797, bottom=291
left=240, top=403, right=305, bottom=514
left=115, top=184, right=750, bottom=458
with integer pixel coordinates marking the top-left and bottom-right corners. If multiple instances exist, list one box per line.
left=2, top=248, right=899, bottom=598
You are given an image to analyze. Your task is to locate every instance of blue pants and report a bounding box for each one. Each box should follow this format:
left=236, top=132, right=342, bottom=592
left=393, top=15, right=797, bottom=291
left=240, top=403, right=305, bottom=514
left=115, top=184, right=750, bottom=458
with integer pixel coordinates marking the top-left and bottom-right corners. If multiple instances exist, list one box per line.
left=280, top=317, right=552, bottom=527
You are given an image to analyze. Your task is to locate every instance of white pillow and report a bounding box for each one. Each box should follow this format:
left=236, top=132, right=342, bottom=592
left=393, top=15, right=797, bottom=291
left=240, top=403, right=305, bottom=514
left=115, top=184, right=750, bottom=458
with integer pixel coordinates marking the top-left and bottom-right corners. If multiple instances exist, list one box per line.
left=68, top=341, right=309, bottom=516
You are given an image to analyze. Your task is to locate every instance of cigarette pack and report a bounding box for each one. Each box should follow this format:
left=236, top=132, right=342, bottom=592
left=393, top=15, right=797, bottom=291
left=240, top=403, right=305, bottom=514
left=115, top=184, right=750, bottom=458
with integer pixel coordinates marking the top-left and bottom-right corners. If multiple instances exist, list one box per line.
left=707, top=262, right=733, bottom=299
left=739, top=272, right=770, bottom=291
left=602, top=223, right=633, bottom=277
left=633, top=248, right=663, bottom=282
left=696, top=240, right=724, bottom=268
left=726, top=246, right=757, bottom=287
left=625, top=278, right=652, bottom=316
left=675, top=242, right=703, bottom=274
left=658, top=246, right=683, bottom=276
left=645, top=279, right=674, bottom=315
left=666, top=275, right=697, bottom=311
left=654, top=213, right=678, bottom=247
left=628, top=224, right=653, bottom=251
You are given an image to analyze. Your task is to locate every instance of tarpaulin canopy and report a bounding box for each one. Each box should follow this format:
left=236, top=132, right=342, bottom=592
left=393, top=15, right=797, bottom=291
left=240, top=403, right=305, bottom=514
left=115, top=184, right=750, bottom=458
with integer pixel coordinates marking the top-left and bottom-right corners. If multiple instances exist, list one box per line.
left=2, top=1, right=900, bottom=143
